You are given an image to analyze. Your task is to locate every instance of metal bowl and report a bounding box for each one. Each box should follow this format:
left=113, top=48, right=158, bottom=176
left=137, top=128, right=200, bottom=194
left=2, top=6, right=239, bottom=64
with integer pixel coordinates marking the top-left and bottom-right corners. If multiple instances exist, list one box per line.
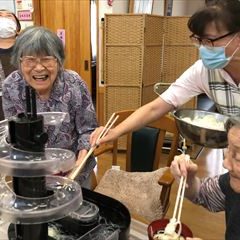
left=172, top=109, right=229, bottom=148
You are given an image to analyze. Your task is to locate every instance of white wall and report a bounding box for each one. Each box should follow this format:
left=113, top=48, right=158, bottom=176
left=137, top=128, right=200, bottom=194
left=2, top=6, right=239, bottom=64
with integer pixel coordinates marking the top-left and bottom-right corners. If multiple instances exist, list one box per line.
left=173, top=0, right=204, bottom=15
left=0, top=0, right=15, bottom=12
left=152, top=0, right=204, bottom=16
left=108, top=0, right=205, bottom=16
left=112, top=0, right=129, bottom=13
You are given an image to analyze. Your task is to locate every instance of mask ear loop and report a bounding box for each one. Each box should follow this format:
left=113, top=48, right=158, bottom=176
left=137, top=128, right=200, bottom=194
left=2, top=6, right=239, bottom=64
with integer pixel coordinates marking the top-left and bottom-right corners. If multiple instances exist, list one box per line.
left=225, top=33, right=240, bottom=59
left=225, top=33, right=238, bottom=47
left=230, top=33, right=240, bottom=62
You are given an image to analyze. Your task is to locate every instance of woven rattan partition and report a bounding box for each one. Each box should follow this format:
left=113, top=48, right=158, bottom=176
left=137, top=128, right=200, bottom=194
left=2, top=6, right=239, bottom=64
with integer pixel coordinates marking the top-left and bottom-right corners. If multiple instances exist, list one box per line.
left=104, top=14, right=199, bottom=147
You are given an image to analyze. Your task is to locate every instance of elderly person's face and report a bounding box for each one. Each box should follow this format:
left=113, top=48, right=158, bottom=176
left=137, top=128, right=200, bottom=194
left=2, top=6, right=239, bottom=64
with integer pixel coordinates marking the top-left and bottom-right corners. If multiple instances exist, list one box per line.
left=223, top=126, right=240, bottom=193
left=20, top=55, right=58, bottom=98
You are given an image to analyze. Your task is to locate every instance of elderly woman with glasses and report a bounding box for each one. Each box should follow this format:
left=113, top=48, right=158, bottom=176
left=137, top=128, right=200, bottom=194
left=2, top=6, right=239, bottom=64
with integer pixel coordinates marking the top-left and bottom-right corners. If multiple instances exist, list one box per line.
left=90, top=0, right=240, bottom=146
left=3, top=26, right=98, bottom=188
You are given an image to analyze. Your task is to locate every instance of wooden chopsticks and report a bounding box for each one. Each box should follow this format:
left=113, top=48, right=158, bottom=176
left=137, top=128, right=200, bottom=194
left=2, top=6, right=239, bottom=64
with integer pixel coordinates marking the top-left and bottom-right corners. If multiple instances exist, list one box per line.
left=68, top=113, right=119, bottom=180
left=173, top=155, right=189, bottom=222
left=164, top=139, right=189, bottom=236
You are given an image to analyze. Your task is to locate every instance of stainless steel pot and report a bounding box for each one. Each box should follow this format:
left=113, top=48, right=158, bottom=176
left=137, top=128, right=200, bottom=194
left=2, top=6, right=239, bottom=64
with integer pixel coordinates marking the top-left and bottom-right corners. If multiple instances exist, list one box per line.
left=172, top=109, right=229, bottom=148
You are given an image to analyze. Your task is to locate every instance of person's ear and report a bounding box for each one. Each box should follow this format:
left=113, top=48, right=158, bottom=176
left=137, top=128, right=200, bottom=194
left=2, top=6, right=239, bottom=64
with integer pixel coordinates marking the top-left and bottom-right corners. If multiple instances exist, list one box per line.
left=15, top=30, right=21, bottom=37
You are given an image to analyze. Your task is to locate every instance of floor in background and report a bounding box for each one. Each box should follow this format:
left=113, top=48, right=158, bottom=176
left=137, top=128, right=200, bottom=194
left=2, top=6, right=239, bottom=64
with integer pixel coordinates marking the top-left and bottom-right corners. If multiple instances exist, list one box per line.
left=129, top=218, right=148, bottom=240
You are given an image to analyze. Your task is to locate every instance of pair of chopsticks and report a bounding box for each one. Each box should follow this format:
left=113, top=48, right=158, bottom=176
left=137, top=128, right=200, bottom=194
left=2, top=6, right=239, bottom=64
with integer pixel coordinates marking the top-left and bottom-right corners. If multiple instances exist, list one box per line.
left=172, top=139, right=189, bottom=222
left=164, top=139, right=190, bottom=236
left=68, top=113, right=119, bottom=180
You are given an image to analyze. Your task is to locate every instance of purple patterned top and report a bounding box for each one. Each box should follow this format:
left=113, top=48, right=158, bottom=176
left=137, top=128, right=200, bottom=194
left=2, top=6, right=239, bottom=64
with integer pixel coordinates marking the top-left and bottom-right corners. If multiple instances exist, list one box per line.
left=2, top=69, right=98, bottom=182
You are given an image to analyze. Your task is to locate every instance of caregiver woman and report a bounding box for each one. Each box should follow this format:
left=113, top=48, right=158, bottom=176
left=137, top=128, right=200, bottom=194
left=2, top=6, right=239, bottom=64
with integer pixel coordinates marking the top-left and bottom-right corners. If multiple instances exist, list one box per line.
left=2, top=26, right=98, bottom=188
left=91, top=0, right=240, bottom=146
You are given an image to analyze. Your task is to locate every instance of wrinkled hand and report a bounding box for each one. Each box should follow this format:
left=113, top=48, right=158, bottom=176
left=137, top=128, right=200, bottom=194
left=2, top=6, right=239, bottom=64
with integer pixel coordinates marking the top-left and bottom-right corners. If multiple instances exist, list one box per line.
left=170, top=154, right=198, bottom=187
left=89, top=126, right=118, bottom=147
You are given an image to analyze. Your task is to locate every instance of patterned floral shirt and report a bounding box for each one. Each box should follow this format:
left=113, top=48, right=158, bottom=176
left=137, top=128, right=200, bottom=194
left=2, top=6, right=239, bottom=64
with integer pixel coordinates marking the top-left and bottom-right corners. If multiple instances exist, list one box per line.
left=2, top=69, right=98, bottom=182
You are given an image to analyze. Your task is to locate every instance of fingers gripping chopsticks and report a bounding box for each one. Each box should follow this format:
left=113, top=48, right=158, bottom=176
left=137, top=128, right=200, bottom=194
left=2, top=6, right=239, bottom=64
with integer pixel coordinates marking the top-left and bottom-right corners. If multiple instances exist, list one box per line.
left=164, top=139, right=190, bottom=236
left=68, top=113, right=119, bottom=180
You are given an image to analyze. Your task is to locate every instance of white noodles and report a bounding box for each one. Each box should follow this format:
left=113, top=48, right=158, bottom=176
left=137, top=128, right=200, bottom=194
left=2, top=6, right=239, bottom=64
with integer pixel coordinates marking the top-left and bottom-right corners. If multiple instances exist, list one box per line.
left=181, top=115, right=225, bottom=131
left=153, top=230, right=185, bottom=240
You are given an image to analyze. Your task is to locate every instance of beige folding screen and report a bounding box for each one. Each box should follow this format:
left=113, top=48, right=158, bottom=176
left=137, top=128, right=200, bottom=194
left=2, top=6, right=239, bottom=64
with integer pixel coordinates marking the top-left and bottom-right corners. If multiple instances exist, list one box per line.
left=104, top=14, right=198, bottom=148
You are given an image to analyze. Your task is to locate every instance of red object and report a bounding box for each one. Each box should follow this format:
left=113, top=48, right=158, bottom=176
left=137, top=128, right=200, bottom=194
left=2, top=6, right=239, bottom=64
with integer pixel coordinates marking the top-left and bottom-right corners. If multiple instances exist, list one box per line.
left=108, top=0, right=113, bottom=6
left=147, top=218, right=193, bottom=239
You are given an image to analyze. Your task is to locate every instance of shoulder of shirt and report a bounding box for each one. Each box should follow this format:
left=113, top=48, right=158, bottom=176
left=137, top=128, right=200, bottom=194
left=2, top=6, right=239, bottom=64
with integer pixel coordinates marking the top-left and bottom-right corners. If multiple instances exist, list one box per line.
left=61, top=69, right=85, bottom=83
left=191, top=59, right=206, bottom=70
left=64, top=69, right=82, bottom=79
left=3, top=70, right=23, bottom=85
left=58, top=69, right=89, bottom=92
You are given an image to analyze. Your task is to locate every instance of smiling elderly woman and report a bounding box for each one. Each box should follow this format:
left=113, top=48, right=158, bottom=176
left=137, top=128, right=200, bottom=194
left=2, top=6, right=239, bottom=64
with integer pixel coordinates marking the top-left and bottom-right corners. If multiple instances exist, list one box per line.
left=2, top=26, right=98, bottom=188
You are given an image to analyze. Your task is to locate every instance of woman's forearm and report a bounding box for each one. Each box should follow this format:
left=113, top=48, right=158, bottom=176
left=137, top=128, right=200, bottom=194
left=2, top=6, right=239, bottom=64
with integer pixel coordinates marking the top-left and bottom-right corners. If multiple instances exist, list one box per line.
left=113, top=97, right=173, bottom=137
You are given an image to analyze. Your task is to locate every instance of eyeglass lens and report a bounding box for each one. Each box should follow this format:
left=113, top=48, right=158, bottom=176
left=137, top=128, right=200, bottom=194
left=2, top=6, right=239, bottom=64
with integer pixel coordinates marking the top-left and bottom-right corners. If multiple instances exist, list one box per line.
left=190, top=31, right=235, bottom=47
left=21, top=57, right=57, bottom=68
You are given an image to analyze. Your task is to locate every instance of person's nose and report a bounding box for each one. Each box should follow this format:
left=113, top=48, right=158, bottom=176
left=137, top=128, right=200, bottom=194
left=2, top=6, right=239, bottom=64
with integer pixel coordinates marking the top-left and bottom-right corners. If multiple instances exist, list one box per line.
left=33, top=59, right=45, bottom=70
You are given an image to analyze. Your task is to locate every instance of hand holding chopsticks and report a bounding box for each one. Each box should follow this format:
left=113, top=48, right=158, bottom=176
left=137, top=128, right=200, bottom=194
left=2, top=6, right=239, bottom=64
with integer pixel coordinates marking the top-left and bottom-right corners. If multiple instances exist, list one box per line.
left=164, top=139, right=190, bottom=237
left=68, top=113, right=119, bottom=180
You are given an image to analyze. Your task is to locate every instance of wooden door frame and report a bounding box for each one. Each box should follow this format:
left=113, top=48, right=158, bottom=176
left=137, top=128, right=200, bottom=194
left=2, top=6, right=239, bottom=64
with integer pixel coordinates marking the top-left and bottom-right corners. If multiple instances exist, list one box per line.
left=32, top=0, right=41, bottom=25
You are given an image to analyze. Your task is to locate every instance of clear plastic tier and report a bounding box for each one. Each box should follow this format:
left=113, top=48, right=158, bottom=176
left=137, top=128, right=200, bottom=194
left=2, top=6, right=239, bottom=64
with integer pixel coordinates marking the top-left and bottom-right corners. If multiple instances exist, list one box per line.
left=39, top=112, right=70, bottom=125
left=69, top=200, right=99, bottom=223
left=0, top=147, right=75, bottom=176
left=0, top=112, right=70, bottom=142
left=0, top=176, right=82, bottom=224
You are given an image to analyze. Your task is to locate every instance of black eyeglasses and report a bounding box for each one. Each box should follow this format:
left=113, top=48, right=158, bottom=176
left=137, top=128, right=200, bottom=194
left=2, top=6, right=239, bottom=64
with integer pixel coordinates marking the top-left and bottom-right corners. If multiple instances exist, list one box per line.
left=189, top=31, right=236, bottom=47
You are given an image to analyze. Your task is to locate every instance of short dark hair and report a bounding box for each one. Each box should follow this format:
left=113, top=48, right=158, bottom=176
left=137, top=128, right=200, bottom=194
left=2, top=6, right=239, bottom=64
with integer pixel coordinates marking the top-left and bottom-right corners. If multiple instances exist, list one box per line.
left=188, top=0, right=240, bottom=37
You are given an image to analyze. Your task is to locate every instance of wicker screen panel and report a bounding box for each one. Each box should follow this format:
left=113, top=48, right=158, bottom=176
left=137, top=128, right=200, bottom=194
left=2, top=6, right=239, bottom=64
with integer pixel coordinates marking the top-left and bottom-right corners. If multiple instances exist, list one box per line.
left=163, top=17, right=192, bottom=45
left=105, top=46, right=143, bottom=86
left=144, top=15, right=164, bottom=45
left=142, top=46, right=162, bottom=86
left=104, top=86, right=141, bottom=122
left=142, top=84, right=158, bottom=105
left=103, top=14, right=200, bottom=128
left=161, top=46, right=199, bottom=83
left=105, top=14, right=144, bottom=45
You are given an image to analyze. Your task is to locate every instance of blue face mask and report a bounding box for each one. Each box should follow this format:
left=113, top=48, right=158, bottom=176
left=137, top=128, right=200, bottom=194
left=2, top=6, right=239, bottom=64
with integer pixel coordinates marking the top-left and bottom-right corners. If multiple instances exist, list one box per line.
left=199, top=34, right=239, bottom=69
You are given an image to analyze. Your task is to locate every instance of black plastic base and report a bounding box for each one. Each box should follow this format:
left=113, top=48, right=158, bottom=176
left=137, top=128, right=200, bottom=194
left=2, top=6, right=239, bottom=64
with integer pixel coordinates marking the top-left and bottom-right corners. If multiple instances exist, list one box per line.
left=8, top=224, right=55, bottom=240
left=7, top=188, right=131, bottom=240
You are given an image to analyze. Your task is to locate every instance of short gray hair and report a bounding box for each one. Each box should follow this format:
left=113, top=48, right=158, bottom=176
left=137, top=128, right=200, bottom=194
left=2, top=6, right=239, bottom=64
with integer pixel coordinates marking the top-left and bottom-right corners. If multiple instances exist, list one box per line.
left=11, top=26, right=65, bottom=67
